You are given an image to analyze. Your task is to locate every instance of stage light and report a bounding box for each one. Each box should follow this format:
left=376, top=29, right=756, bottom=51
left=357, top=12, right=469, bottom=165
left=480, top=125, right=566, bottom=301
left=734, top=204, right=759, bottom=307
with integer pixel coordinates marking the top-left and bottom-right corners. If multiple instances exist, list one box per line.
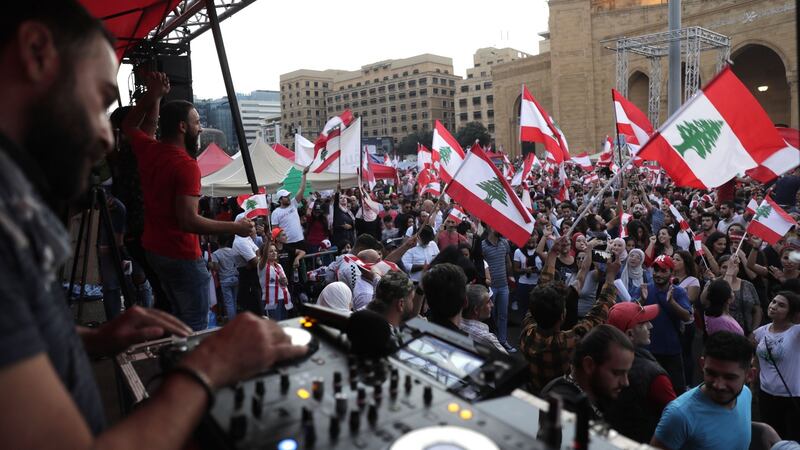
left=757, top=85, right=769, bottom=92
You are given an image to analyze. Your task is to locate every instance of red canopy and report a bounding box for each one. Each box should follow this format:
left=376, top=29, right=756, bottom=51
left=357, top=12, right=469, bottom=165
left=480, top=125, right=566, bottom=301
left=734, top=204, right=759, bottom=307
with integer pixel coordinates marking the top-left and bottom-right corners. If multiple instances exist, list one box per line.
left=197, top=143, right=232, bottom=177
left=79, top=0, right=180, bottom=60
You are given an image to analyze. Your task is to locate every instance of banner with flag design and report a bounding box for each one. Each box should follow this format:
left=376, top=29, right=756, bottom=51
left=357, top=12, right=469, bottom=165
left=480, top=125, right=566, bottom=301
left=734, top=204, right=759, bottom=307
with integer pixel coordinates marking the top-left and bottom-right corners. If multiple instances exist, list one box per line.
left=445, top=144, right=534, bottom=247
left=636, top=68, right=788, bottom=189
left=243, top=194, right=269, bottom=219
left=746, top=195, right=797, bottom=245
left=312, top=116, right=361, bottom=174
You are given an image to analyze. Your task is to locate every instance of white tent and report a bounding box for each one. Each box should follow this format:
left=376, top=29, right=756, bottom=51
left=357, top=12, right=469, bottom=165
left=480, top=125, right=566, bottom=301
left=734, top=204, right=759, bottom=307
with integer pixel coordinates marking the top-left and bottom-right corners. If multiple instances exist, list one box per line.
left=200, top=138, right=358, bottom=196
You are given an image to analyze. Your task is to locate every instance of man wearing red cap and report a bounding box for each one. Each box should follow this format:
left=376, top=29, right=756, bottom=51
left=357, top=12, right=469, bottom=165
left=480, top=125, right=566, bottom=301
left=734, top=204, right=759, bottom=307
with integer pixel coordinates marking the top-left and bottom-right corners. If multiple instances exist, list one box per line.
left=644, top=255, right=693, bottom=393
left=605, top=302, right=677, bottom=443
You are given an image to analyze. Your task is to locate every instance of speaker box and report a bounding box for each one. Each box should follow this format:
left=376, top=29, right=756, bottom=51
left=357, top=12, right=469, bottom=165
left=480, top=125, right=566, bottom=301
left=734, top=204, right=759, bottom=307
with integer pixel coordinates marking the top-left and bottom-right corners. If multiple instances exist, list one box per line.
left=133, top=53, right=193, bottom=104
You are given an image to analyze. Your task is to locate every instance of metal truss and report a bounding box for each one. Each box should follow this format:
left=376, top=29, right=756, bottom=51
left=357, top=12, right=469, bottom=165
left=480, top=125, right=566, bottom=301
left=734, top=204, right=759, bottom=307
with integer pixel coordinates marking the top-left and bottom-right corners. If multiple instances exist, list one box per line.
left=604, top=27, right=730, bottom=125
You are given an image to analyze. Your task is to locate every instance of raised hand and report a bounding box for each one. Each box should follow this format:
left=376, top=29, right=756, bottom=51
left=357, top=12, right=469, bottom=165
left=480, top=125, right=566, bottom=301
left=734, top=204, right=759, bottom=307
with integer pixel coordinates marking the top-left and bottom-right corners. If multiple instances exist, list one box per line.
left=146, top=72, right=170, bottom=97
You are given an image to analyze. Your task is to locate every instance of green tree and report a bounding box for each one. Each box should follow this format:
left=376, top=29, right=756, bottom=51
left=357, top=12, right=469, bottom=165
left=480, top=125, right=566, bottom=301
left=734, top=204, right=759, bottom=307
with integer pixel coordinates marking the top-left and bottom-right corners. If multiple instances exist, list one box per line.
left=754, top=204, right=772, bottom=221
left=439, top=146, right=452, bottom=165
left=455, top=121, right=491, bottom=149
left=244, top=198, right=257, bottom=211
left=279, top=166, right=313, bottom=198
left=477, top=177, right=509, bottom=207
left=397, top=130, right=433, bottom=156
left=674, top=119, right=724, bottom=159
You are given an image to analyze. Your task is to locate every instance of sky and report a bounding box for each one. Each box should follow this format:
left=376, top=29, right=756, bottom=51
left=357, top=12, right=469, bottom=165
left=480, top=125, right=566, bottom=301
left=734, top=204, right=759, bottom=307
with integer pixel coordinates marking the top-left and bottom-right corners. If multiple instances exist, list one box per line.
left=117, top=0, right=550, bottom=102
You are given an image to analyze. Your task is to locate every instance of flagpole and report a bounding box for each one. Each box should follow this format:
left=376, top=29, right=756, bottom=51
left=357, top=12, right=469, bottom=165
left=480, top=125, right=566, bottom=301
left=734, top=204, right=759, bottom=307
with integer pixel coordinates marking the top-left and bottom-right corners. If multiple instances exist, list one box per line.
left=611, top=89, right=625, bottom=188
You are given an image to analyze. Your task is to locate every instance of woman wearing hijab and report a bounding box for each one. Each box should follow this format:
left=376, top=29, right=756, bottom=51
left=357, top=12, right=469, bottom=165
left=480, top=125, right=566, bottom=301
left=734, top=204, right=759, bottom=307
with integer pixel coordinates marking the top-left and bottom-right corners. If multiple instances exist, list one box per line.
left=619, top=248, right=651, bottom=303
left=318, top=281, right=353, bottom=314
left=332, top=191, right=356, bottom=248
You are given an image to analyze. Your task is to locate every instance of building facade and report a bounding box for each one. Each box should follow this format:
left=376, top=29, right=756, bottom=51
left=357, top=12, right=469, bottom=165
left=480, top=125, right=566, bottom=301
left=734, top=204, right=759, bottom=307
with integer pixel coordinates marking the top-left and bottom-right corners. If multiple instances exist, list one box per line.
left=492, top=0, right=797, bottom=157
left=455, top=47, right=532, bottom=141
left=280, top=55, right=460, bottom=148
left=196, top=90, right=280, bottom=153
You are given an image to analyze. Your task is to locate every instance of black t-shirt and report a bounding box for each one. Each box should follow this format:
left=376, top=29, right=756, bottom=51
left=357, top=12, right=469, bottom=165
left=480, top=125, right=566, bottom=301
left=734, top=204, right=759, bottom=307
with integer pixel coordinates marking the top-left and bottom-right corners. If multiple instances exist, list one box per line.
left=0, top=139, right=106, bottom=434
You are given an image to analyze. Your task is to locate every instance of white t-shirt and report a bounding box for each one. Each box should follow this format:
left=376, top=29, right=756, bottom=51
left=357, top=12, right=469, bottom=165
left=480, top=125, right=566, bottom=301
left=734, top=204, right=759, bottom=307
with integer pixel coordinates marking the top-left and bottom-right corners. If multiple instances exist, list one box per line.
left=753, top=324, right=800, bottom=397
left=352, top=276, right=376, bottom=311
left=513, top=248, right=542, bottom=285
left=270, top=198, right=304, bottom=244
left=232, top=235, right=259, bottom=268
left=401, top=241, right=440, bottom=283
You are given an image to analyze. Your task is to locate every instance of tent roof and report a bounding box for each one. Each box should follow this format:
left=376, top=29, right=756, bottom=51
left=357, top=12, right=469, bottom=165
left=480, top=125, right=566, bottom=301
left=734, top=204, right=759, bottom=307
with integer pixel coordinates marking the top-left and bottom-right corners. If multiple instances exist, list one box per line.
left=197, top=142, right=232, bottom=177
left=80, top=0, right=181, bottom=60
left=201, top=138, right=358, bottom=196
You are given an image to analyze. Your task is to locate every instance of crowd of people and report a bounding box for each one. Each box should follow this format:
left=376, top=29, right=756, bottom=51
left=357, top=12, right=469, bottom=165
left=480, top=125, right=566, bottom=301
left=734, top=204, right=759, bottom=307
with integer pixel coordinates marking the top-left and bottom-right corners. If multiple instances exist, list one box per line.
left=1, top=2, right=798, bottom=449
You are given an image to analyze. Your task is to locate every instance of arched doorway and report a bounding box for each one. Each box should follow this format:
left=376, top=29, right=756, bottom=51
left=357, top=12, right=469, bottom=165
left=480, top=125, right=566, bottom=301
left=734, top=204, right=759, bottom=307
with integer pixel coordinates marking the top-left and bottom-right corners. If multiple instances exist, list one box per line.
left=628, top=71, right=649, bottom=116
left=732, top=44, right=790, bottom=126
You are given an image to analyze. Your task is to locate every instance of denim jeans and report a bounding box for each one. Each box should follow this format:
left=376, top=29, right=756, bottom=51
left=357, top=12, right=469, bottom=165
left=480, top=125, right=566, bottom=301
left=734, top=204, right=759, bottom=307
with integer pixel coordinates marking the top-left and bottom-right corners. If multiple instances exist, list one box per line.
left=515, top=283, right=536, bottom=317
left=491, top=285, right=510, bottom=345
left=146, top=251, right=211, bottom=331
left=219, top=282, right=238, bottom=320
left=99, top=252, right=122, bottom=321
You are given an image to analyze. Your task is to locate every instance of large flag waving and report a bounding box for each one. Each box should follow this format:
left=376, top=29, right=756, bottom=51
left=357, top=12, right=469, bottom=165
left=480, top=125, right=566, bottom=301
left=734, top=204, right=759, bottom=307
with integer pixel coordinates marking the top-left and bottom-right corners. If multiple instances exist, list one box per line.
left=445, top=144, right=535, bottom=247
left=511, top=152, right=538, bottom=186
left=431, top=120, right=466, bottom=183
left=612, top=89, right=654, bottom=151
left=520, top=84, right=568, bottom=163
left=746, top=195, right=797, bottom=245
left=312, top=117, right=361, bottom=174
left=314, top=109, right=354, bottom=153
left=417, top=143, right=434, bottom=171
left=636, top=68, right=788, bottom=189
left=294, top=134, right=315, bottom=166
left=745, top=127, right=800, bottom=183
left=571, top=152, right=593, bottom=171
left=242, top=194, right=269, bottom=219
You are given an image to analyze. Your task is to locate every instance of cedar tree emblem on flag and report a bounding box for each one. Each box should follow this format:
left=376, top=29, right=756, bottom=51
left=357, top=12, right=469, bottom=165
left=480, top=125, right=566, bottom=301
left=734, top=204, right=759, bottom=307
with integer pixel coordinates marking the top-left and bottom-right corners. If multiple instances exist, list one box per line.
left=674, top=119, right=723, bottom=159
left=439, top=146, right=452, bottom=165
left=245, top=199, right=257, bottom=211
left=477, top=177, right=509, bottom=207
left=754, top=204, right=772, bottom=221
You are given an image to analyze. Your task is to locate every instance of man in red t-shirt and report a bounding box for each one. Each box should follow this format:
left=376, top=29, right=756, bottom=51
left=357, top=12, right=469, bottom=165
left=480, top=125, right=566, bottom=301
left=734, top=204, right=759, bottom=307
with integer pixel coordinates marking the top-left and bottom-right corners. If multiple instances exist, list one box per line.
left=123, top=72, right=253, bottom=330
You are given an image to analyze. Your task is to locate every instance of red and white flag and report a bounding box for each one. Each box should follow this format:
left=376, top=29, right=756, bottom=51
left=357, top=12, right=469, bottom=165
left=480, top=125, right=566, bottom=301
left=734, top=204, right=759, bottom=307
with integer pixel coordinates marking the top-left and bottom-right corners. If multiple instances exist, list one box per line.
left=520, top=187, right=535, bottom=215
left=571, top=152, right=593, bottom=171
left=360, top=146, right=376, bottom=189
left=663, top=198, right=690, bottom=231
left=619, top=212, right=633, bottom=238
left=312, top=116, right=361, bottom=174
left=273, top=143, right=295, bottom=161
left=417, top=143, right=434, bottom=171
left=242, top=194, right=269, bottom=219
left=431, top=120, right=466, bottom=183
left=520, top=84, right=568, bottom=163
left=511, top=152, right=539, bottom=186
left=583, top=172, right=599, bottom=185
left=293, top=134, right=315, bottom=167
left=314, top=109, right=354, bottom=153
left=745, top=126, right=800, bottom=183
left=445, top=144, right=535, bottom=247
left=597, top=136, right=614, bottom=167
left=555, top=163, right=571, bottom=203
left=612, top=88, right=654, bottom=151
left=447, top=205, right=469, bottom=225
left=417, top=168, right=440, bottom=197
left=746, top=195, right=797, bottom=245
left=745, top=198, right=759, bottom=216
left=694, top=234, right=705, bottom=256
left=636, top=68, right=789, bottom=189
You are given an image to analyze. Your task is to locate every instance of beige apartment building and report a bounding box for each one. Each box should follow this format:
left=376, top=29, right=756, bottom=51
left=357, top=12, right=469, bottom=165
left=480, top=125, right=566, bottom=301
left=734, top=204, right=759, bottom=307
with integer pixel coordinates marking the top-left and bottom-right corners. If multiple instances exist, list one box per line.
left=279, top=54, right=460, bottom=147
left=454, top=47, right=532, bottom=142
left=279, top=69, right=349, bottom=144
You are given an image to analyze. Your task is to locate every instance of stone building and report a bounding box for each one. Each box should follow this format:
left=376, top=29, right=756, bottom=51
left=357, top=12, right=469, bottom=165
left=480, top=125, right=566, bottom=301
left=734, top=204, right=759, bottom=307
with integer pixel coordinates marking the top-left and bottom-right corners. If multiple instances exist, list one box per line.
left=492, top=0, right=797, bottom=157
left=455, top=47, right=532, bottom=141
left=279, top=69, right=348, bottom=145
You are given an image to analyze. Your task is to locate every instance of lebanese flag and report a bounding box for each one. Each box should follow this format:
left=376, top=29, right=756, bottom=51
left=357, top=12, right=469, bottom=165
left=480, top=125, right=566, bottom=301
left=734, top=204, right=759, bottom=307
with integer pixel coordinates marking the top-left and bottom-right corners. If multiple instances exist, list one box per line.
left=360, top=146, right=376, bottom=189
left=746, top=195, right=797, bottom=245
left=520, top=84, right=567, bottom=163
left=447, top=205, right=469, bottom=225
left=520, top=187, right=535, bottom=214
left=583, top=172, right=599, bottom=185
left=431, top=120, right=466, bottom=183
left=418, top=168, right=440, bottom=197
left=554, top=163, right=570, bottom=203
left=314, top=109, right=354, bottom=153
left=313, top=117, right=361, bottom=174
left=273, top=143, right=295, bottom=161
left=745, top=126, right=800, bottom=183
left=418, top=143, right=434, bottom=171
left=636, top=68, right=789, bottom=189
left=445, top=144, right=534, bottom=247
left=619, top=212, right=633, bottom=238
left=663, top=198, right=690, bottom=231
left=571, top=152, right=593, bottom=171
left=694, top=234, right=705, bottom=256
left=503, top=154, right=516, bottom=179
left=745, top=198, right=759, bottom=216
left=613, top=88, right=654, bottom=150
left=243, top=194, right=270, bottom=219
left=294, top=134, right=315, bottom=166
left=597, top=136, right=614, bottom=167
left=511, top=152, right=538, bottom=186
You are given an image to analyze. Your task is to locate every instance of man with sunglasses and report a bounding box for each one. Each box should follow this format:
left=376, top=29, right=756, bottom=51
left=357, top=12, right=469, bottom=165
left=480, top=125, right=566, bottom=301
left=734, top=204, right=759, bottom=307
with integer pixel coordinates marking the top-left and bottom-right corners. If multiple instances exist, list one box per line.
left=605, top=302, right=677, bottom=443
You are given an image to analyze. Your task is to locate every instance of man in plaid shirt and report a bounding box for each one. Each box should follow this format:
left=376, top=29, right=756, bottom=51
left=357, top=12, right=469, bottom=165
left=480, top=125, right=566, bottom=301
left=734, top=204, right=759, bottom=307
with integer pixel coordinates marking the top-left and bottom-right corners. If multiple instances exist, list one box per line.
left=519, top=236, right=621, bottom=394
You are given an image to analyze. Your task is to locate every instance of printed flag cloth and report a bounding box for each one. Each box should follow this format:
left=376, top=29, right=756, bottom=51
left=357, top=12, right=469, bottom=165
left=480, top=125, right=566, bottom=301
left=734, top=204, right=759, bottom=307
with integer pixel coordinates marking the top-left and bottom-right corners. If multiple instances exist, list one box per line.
left=521, top=187, right=535, bottom=214
left=314, top=109, right=354, bottom=153
left=417, top=143, right=434, bottom=171
left=583, top=172, right=599, bottom=185
left=445, top=144, right=534, bottom=247
left=313, top=117, right=361, bottom=174
left=447, top=205, right=469, bottom=225
left=694, top=234, right=705, bottom=256
left=597, top=136, right=614, bottom=167
left=613, top=88, right=655, bottom=151
left=745, top=198, right=759, bottom=216
left=294, top=134, right=315, bottom=167
left=745, top=126, right=800, bottom=183
left=746, top=196, right=797, bottom=245
left=520, top=84, right=568, bottom=163
left=417, top=168, right=441, bottom=197
left=571, top=152, right=593, bottom=171
left=243, top=194, right=269, bottom=219
left=431, top=120, right=466, bottom=183
left=663, top=199, right=690, bottom=231
left=273, top=143, right=295, bottom=161
left=360, top=146, right=376, bottom=190
left=511, top=152, right=540, bottom=186
left=636, top=68, right=788, bottom=189
left=264, top=262, right=293, bottom=310
left=619, top=212, right=633, bottom=238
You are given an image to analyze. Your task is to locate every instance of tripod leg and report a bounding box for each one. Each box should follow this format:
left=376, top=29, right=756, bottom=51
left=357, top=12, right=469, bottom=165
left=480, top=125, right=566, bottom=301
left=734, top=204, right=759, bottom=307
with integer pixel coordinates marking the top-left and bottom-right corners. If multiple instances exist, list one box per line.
left=67, top=208, right=89, bottom=306
left=77, top=189, right=97, bottom=324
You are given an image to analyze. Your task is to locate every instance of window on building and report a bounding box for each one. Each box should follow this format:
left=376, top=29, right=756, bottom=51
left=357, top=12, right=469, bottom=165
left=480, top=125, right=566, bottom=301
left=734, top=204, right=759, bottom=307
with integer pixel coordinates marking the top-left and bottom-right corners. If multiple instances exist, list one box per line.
left=315, top=100, right=319, bottom=105
left=360, top=90, right=367, bottom=96
left=352, top=92, right=358, bottom=98
left=314, top=91, right=319, bottom=96
left=473, top=111, right=482, bottom=120
left=343, top=93, right=349, bottom=100
left=487, top=109, right=494, bottom=118
left=391, top=116, right=397, bottom=123
left=484, top=81, right=492, bottom=89
left=412, top=124, right=418, bottom=131
left=409, top=80, right=416, bottom=87
left=410, top=102, right=416, bottom=109
left=402, top=71, right=408, bottom=76
left=472, top=97, right=481, bottom=105
left=306, top=90, right=310, bottom=95
left=361, top=100, right=367, bottom=106
left=344, top=103, right=350, bottom=109
left=432, top=77, right=438, bottom=84
left=391, top=126, right=397, bottom=133
left=443, top=111, right=448, bottom=118
left=390, top=106, right=396, bottom=112
left=401, top=125, right=408, bottom=132
left=422, top=122, right=429, bottom=130
left=459, top=112, right=468, bottom=122
left=421, top=100, right=428, bottom=107
left=409, top=90, right=416, bottom=98
left=369, top=88, right=376, bottom=94
left=400, top=104, right=406, bottom=111
left=380, top=107, right=386, bottom=114
left=335, top=95, right=341, bottom=101
left=400, top=115, right=406, bottom=122
left=305, top=81, right=309, bottom=87
left=372, top=130, right=378, bottom=136
left=378, top=86, right=385, bottom=93
left=413, top=69, right=419, bottom=74
left=323, top=83, right=328, bottom=88
left=488, top=123, right=495, bottom=132
left=486, top=95, right=493, bottom=104
left=475, top=85, right=481, bottom=91
left=399, top=93, right=406, bottom=99
left=411, top=113, right=417, bottom=120
left=371, top=109, right=377, bottom=115
left=388, top=95, right=396, bottom=101
left=467, top=74, right=473, bottom=79
left=398, top=82, right=405, bottom=89
left=460, top=85, right=469, bottom=93
left=419, top=89, right=427, bottom=96
left=433, top=88, right=439, bottom=94
left=459, top=98, right=467, bottom=107
left=374, top=78, right=379, bottom=83
left=442, top=100, right=448, bottom=107
left=419, top=78, right=427, bottom=86
left=307, top=120, right=311, bottom=126
left=356, top=82, right=361, bottom=87
left=370, top=98, right=377, bottom=104
left=393, top=74, right=399, bottom=79
left=306, top=100, right=311, bottom=105
left=388, top=84, right=396, bottom=91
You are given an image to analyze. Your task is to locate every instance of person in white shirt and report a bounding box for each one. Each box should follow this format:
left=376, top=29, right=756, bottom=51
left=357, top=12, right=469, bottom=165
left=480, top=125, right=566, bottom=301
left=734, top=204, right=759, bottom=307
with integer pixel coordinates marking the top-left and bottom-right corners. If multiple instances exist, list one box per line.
left=352, top=249, right=381, bottom=311
left=402, top=225, right=440, bottom=284
left=232, top=214, right=261, bottom=315
left=513, top=233, right=542, bottom=312
left=270, top=166, right=309, bottom=248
